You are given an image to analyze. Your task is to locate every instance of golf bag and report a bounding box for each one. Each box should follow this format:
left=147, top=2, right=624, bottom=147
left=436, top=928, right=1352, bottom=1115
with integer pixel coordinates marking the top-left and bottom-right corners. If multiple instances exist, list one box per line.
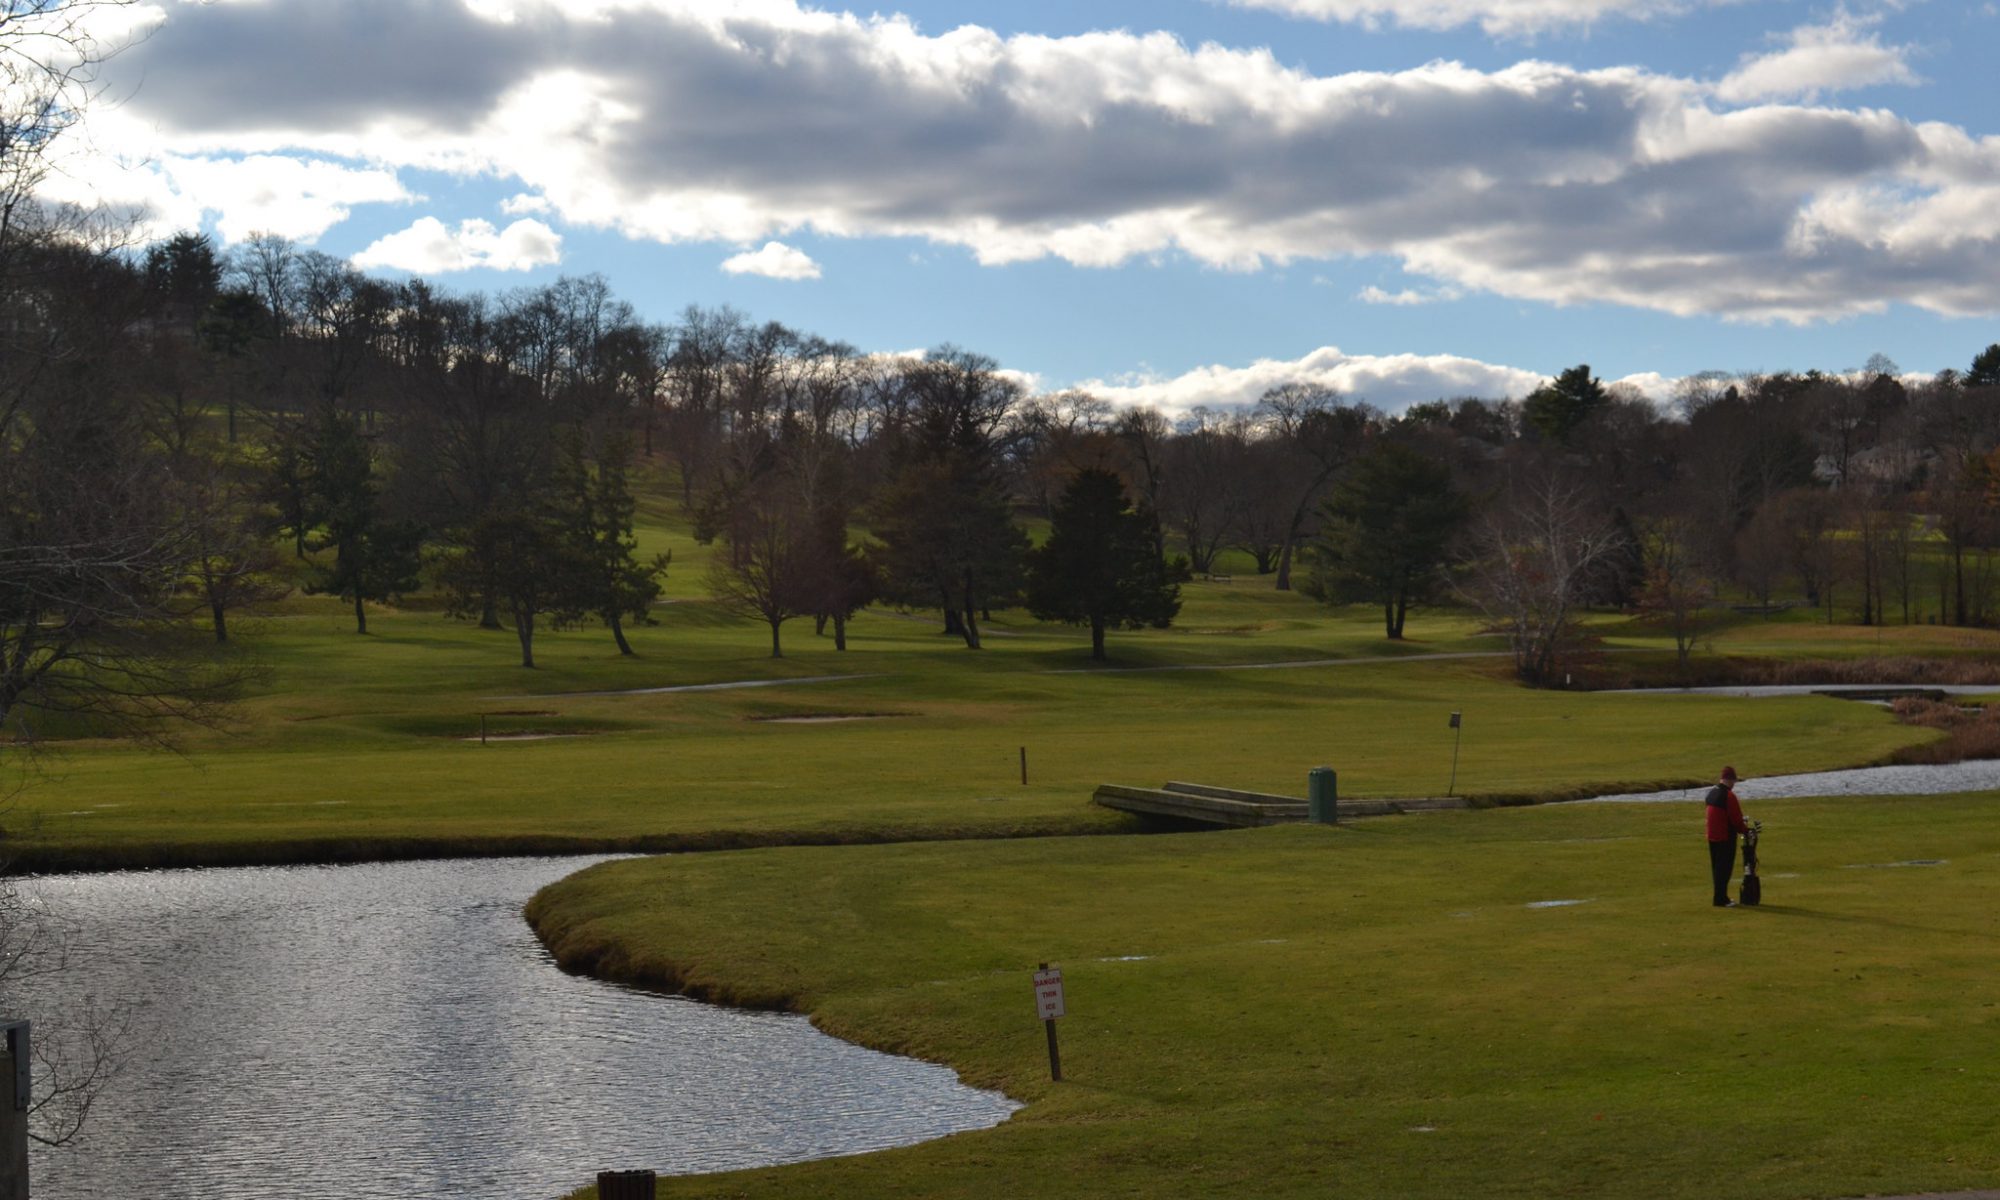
left=1740, top=821, right=1762, bottom=906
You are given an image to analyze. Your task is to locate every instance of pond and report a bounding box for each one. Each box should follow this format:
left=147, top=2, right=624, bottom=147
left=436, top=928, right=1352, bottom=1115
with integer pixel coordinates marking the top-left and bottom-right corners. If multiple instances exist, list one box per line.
left=14, top=856, right=1017, bottom=1200
left=1597, top=684, right=2000, bottom=698
left=1583, top=759, right=2000, bottom=803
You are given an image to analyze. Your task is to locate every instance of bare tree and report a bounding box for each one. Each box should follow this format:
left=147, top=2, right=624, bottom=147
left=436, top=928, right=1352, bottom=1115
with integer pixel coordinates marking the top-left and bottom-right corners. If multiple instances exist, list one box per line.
left=1460, top=478, right=1623, bottom=685
left=1161, top=408, right=1247, bottom=576
left=0, top=876, right=129, bottom=1146
left=1013, top=390, right=1116, bottom=517
left=1232, top=437, right=1294, bottom=575
left=1731, top=501, right=1790, bottom=614
left=1635, top=515, right=1718, bottom=671
left=662, top=305, right=749, bottom=508
left=2, top=0, right=176, bottom=1150
left=2, top=248, right=241, bottom=766
left=1880, top=496, right=1921, bottom=624
left=1250, top=384, right=1372, bottom=590
left=707, top=468, right=816, bottom=658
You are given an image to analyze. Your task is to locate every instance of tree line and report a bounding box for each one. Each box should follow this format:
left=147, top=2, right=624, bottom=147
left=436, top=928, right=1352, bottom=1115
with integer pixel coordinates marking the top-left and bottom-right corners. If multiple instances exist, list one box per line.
left=10, top=224, right=2000, bottom=706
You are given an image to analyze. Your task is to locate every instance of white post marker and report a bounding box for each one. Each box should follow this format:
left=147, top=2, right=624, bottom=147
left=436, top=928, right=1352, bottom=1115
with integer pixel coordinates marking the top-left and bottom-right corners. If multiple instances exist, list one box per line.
left=1034, top=964, right=1064, bottom=1081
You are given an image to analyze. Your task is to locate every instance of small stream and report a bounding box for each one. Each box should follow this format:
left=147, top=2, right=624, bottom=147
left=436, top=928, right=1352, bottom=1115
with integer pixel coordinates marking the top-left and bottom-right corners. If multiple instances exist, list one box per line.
left=1585, top=760, right=2000, bottom=803
left=12, top=856, right=1017, bottom=1200
left=1581, top=683, right=2000, bottom=802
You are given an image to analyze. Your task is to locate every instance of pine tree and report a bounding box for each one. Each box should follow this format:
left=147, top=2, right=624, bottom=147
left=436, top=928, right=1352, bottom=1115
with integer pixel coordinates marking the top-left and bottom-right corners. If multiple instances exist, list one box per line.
left=1306, top=442, right=1467, bottom=639
left=301, top=410, right=423, bottom=634
left=1026, top=469, right=1182, bottom=661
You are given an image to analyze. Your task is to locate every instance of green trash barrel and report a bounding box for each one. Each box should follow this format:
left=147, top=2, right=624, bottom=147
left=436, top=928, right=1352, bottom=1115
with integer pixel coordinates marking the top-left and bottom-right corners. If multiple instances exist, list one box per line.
left=1308, top=767, right=1337, bottom=824
left=598, top=1170, right=657, bottom=1200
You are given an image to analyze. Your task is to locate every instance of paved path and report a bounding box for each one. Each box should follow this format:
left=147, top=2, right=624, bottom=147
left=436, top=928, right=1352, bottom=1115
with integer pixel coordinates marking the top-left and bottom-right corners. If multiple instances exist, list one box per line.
left=1043, top=650, right=1514, bottom=675
left=500, top=652, right=1509, bottom=699
left=497, top=673, right=882, bottom=699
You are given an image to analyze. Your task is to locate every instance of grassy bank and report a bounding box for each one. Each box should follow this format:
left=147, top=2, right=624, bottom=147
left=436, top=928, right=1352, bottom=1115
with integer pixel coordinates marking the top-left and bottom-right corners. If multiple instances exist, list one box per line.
left=530, top=795, right=2000, bottom=1200
left=3, top=581, right=1948, bottom=871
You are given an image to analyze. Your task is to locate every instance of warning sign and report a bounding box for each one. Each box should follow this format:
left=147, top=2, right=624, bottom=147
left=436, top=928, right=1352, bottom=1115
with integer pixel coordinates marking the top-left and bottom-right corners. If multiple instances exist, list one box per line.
left=1033, top=968, right=1065, bottom=1020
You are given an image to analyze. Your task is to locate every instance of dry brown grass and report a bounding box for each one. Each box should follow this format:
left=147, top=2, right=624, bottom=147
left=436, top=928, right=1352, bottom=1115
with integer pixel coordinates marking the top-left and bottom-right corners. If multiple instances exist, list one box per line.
left=1585, top=654, right=2000, bottom=690
left=1886, top=695, right=2000, bottom=764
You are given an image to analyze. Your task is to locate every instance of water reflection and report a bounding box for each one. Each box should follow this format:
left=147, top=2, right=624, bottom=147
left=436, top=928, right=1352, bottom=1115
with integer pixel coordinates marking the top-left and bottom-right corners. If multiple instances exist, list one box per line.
left=18, top=857, right=1016, bottom=1200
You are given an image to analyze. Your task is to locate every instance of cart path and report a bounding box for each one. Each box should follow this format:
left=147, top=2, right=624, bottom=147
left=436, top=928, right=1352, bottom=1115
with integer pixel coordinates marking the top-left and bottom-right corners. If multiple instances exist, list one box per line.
left=1042, top=650, right=1515, bottom=674
left=500, top=647, right=1628, bottom=698
left=495, top=673, right=883, bottom=699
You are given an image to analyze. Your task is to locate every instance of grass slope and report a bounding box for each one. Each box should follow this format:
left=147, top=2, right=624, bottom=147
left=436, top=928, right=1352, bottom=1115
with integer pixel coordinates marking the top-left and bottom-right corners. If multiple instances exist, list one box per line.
left=531, top=795, right=2000, bottom=1200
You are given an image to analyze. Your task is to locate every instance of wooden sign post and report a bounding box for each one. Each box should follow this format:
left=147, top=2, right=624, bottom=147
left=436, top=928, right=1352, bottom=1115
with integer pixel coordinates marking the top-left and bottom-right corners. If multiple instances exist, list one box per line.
left=1447, top=710, right=1462, bottom=796
left=1034, top=964, right=1065, bottom=1082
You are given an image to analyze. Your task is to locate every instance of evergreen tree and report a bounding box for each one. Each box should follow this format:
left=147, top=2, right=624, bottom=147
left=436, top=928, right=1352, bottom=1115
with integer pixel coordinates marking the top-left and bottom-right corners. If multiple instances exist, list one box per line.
left=1967, top=343, right=2000, bottom=389
left=302, top=410, right=423, bottom=634
left=559, top=432, right=668, bottom=656
left=805, top=502, right=875, bottom=651
left=869, top=348, right=1028, bottom=648
left=1026, top=469, right=1182, bottom=661
left=1305, top=442, right=1467, bottom=639
left=1523, top=364, right=1608, bottom=444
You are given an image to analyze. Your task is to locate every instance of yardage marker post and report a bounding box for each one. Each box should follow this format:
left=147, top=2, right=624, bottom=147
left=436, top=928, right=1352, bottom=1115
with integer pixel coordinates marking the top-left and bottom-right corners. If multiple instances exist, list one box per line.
left=1034, top=963, right=1065, bottom=1082
left=1020, top=746, right=1028, bottom=786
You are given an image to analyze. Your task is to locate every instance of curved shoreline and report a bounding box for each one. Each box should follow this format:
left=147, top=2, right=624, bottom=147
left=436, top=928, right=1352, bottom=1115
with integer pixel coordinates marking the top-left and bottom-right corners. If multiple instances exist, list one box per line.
left=521, top=863, right=1035, bottom=1152
left=6, top=813, right=1139, bottom=876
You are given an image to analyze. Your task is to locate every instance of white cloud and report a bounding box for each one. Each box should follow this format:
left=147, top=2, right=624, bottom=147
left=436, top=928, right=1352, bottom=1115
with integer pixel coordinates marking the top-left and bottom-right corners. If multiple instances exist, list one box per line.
left=1358, top=284, right=1465, bottom=306
left=350, top=217, right=562, bottom=272
left=59, top=0, right=2000, bottom=322
left=500, top=192, right=554, bottom=215
left=1225, top=0, right=1710, bottom=36
left=1078, top=346, right=1552, bottom=416
left=33, top=151, right=414, bottom=244
left=719, top=240, right=822, bottom=280
left=1609, top=371, right=1677, bottom=405
left=1716, top=12, right=1921, bottom=104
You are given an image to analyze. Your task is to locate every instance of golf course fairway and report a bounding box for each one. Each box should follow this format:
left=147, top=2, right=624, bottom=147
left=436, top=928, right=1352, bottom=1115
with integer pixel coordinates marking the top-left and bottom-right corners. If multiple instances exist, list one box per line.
left=530, top=794, right=2000, bottom=1200
left=0, top=582, right=1963, bottom=871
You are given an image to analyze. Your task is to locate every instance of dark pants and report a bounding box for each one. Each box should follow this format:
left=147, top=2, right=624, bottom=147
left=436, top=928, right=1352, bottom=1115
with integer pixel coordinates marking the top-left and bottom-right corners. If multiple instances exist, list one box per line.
left=1709, top=837, right=1738, bottom=906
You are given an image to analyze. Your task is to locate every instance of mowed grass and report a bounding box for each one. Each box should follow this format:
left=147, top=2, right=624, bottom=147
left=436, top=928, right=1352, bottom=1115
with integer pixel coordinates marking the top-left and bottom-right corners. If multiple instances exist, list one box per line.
left=531, top=795, right=2000, bottom=1200
left=0, top=485, right=1971, bottom=868
left=3, top=576, right=1941, bottom=869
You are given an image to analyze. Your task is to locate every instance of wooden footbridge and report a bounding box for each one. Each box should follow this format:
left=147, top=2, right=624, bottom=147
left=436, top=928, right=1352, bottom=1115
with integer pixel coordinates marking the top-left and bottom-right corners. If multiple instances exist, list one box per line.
left=1092, top=780, right=1468, bottom=828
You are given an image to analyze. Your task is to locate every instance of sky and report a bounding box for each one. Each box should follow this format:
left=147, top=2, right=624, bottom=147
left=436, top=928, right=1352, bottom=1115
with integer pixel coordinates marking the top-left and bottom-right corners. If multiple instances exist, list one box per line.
left=34, top=0, right=2000, bottom=413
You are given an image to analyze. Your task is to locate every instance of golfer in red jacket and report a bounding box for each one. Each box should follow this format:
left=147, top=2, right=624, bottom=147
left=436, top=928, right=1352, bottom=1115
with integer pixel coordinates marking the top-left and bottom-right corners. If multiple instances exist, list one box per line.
left=1705, top=766, right=1750, bottom=907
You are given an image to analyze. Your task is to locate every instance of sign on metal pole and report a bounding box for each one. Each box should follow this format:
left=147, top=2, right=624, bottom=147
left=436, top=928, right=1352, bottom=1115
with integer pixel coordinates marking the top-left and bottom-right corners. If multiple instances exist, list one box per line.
left=1034, top=964, right=1065, bottom=1081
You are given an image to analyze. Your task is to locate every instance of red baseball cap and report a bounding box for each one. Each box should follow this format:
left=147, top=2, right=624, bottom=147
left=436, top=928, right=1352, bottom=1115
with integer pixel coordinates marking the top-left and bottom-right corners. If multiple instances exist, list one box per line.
left=1720, top=765, right=1738, bottom=780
